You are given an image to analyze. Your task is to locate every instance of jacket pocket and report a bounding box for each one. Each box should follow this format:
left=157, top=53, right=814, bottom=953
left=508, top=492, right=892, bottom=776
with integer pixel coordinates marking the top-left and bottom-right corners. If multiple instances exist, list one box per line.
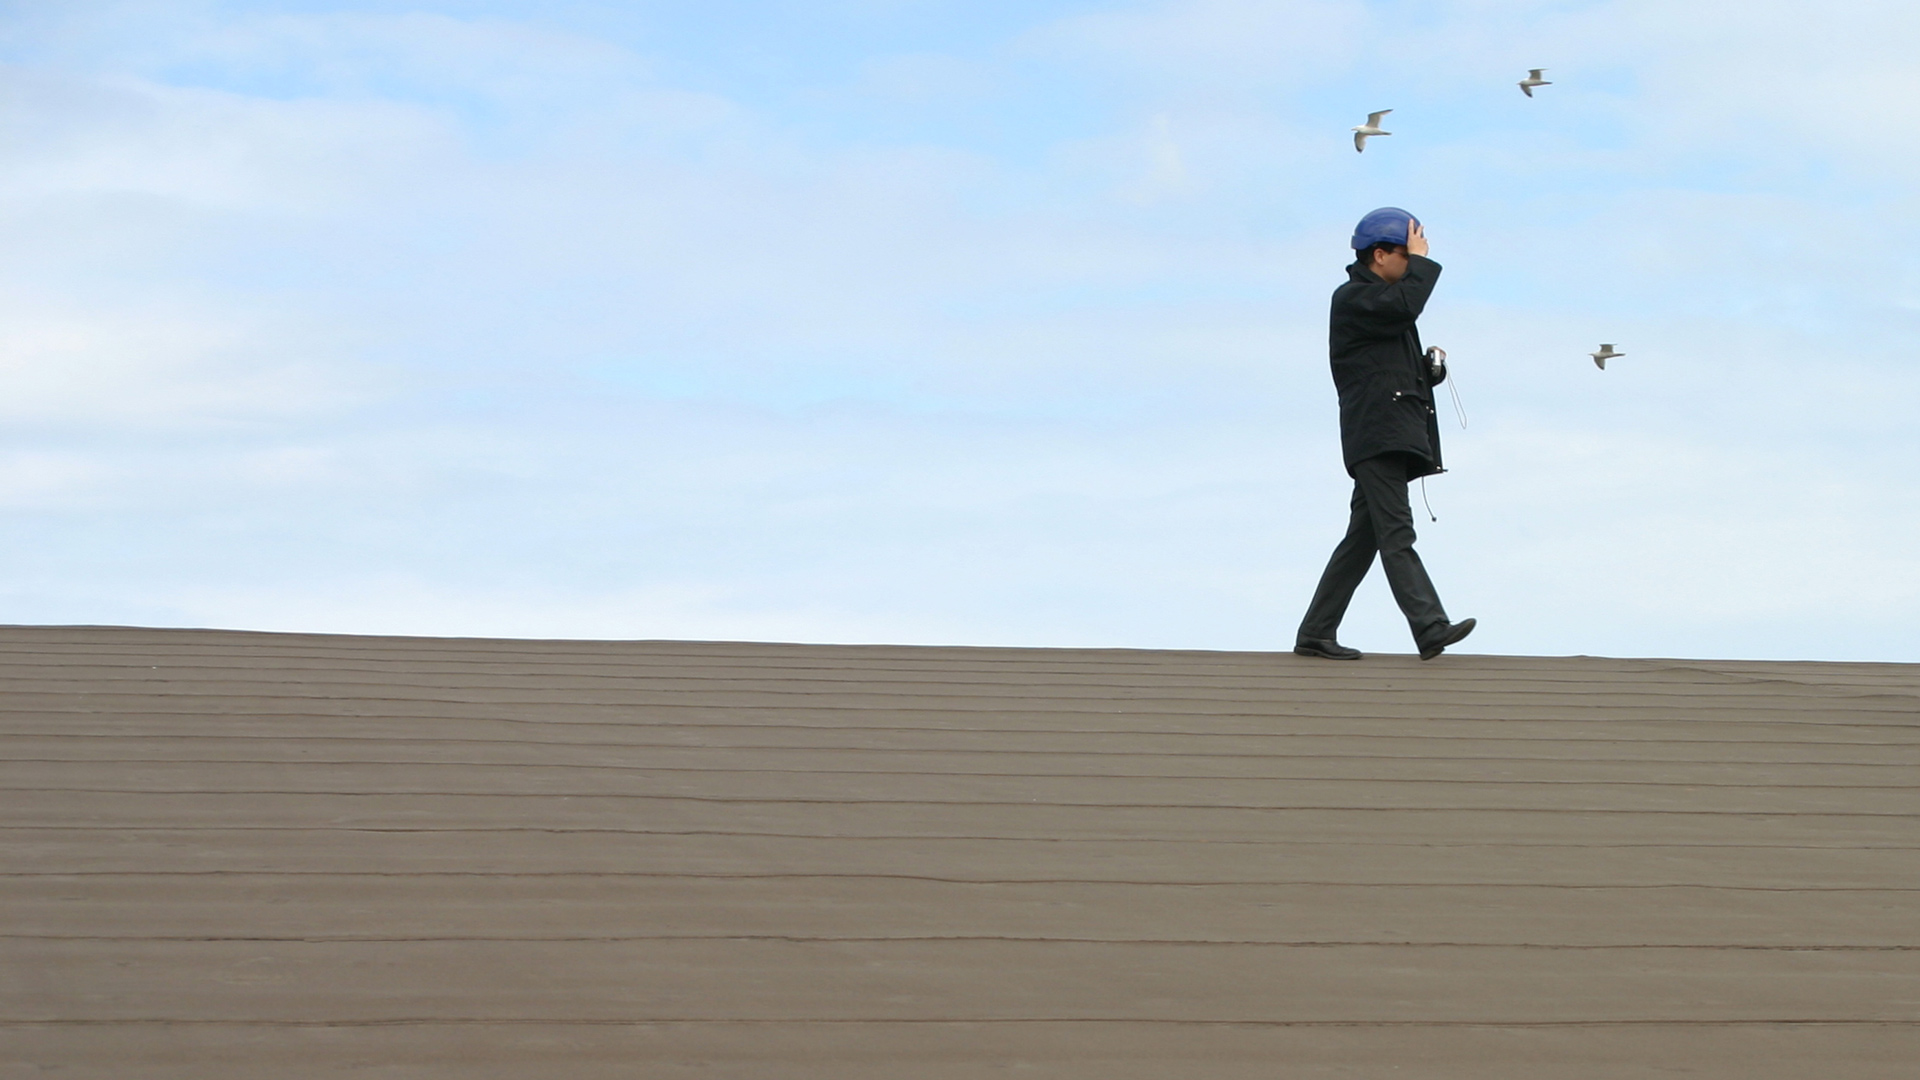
left=1389, top=390, right=1435, bottom=414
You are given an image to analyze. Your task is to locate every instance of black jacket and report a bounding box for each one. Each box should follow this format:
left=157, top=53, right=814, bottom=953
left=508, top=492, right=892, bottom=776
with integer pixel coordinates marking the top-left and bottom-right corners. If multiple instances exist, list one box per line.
left=1328, top=253, right=1447, bottom=479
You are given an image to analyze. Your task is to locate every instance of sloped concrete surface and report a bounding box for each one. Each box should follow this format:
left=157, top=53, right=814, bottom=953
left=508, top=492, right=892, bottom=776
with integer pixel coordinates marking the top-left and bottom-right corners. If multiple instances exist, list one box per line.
left=2, top=627, right=1916, bottom=1077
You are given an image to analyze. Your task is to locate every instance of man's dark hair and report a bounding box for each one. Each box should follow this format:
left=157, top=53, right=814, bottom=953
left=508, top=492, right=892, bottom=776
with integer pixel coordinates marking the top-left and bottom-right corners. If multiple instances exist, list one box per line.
left=1356, top=242, right=1399, bottom=270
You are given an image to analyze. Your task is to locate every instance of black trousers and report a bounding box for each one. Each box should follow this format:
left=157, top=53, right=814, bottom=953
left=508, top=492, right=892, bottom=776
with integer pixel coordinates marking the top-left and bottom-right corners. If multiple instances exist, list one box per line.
left=1297, top=453, right=1449, bottom=646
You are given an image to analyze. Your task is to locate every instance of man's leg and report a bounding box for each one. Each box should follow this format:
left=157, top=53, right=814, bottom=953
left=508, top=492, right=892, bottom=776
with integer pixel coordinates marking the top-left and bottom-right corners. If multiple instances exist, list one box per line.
left=1349, top=454, right=1449, bottom=644
left=1296, top=478, right=1379, bottom=644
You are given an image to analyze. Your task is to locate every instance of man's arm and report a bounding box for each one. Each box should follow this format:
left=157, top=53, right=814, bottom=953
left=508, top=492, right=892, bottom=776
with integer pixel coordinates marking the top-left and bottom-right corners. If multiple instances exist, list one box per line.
left=1337, top=256, right=1442, bottom=335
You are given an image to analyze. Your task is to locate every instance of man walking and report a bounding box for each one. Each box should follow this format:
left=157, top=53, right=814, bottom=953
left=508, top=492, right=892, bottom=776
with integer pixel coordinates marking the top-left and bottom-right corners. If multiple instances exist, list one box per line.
left=1295, top=207, right=1475, bottom=661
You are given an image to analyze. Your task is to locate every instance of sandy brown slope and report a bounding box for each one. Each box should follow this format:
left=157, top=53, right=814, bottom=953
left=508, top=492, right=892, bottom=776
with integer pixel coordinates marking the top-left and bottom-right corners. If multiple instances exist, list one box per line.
left=1, top=626, right=1915, bottom=1078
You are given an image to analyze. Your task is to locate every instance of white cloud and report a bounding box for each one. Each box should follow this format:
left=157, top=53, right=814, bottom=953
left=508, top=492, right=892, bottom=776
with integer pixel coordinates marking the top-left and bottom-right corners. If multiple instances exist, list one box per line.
left=0, top=295, right=378, bottom=430
left=1029, top=0, right=1365, bottom=87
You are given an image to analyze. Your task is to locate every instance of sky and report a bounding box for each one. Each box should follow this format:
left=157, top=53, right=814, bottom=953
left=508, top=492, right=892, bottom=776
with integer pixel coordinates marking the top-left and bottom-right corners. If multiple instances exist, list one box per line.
left=0, top=0, right=1916, bottom=660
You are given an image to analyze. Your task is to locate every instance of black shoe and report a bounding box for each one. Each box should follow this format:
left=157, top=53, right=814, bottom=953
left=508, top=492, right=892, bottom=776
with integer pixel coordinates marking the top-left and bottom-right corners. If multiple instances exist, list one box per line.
left=1418, top=618, right=1476, bottom=661
left=1295, top=638, right=1362, bottom=661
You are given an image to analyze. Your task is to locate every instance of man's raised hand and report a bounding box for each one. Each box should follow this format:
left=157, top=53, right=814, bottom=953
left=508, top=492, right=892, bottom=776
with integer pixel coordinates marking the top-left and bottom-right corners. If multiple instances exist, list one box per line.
left=1407, top=220, right=1429, bottom=258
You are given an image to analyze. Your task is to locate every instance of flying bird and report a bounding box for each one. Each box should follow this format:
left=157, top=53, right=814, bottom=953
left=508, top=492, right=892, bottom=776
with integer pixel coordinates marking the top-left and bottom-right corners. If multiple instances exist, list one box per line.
left=1590, top=344, right=1623, bottom=370
left=1519, top=69, right=1551, bottom=97
left=1352, top=110, right=1392, bottom=152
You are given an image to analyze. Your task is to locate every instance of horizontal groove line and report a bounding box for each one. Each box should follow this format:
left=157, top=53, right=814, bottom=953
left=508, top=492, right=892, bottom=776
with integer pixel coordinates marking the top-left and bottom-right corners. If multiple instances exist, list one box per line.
left=1, top=872, right=1910, bottom=890
left=3, top=787, right=1912, bottom=816
left=6, top=718, right=1912, bottom=748
left=4, top=674, right=1901, bottom=706
left=1, top=648, right=1890, bottom=671
left=14, top=665, right=1866, bottom=682
left=5, top=732, right=1915, bottom=766
left=2, top=704, right=1907, bottom=728
left=3, top=714, right=1904, bottom=737
left=0, top=708, right=1908, bottom=733
left=3, top=787, right=1914, bottom=815
left=0, top=626, right=1865, bottom=649
left=6, top=665, right=1824, bottom=690
left=7, top=641, right=1897, bottom=671
left=6, top=827, right=1909, bottom=849
left=4, top=1018, right=1916, bottom=1028
left=0, top=632, right=1906, bottom=664
left=3, top=1018, right=1917, bottom=1029
left=1, top=682, right=1912, bottom=707
left=7, top=935, right=1914, bottom=950
left=3, top=657, right=1850, bottom=676
left=0, top=663, right=1885, bottom=684
left=1, top=694, right=1909, bottom=719
left=7, top=758, right=1911, bottom=791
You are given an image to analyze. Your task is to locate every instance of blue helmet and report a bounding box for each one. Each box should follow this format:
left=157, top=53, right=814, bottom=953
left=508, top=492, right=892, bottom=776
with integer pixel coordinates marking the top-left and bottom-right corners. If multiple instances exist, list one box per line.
left=1351, top=206, right=1418, bottom=250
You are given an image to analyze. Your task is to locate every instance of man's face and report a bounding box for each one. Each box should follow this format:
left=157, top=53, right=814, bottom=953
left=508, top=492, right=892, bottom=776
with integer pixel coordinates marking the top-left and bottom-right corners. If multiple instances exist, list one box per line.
left=1372, top=245, right=1410, bottom=283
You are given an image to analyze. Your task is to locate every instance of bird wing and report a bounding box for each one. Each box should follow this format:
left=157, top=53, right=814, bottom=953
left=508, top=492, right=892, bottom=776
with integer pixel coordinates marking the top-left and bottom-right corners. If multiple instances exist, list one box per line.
left=1594, top=356, right=1606, bottom=370
left=1354, top=132, right=1367, bottom=152
left=1520, top=83, right=1533, bottom=97
left=1367, top=110, right=1391, bottom=125
left=1529, top=69, right=1546, bottom=78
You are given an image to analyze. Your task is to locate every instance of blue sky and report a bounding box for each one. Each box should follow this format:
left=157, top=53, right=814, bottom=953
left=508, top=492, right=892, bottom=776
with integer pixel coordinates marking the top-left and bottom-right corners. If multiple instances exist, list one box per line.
left=1, top=0, right=1917, bottom=659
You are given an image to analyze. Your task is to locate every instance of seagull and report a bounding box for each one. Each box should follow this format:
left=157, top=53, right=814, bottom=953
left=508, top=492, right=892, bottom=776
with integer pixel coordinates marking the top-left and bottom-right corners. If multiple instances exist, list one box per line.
left=1518, top=69, right=1551, bottom=97
left=1590, top=344, right=1623, bottom=370
left=1352, top=109, right=1391, bottom=152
